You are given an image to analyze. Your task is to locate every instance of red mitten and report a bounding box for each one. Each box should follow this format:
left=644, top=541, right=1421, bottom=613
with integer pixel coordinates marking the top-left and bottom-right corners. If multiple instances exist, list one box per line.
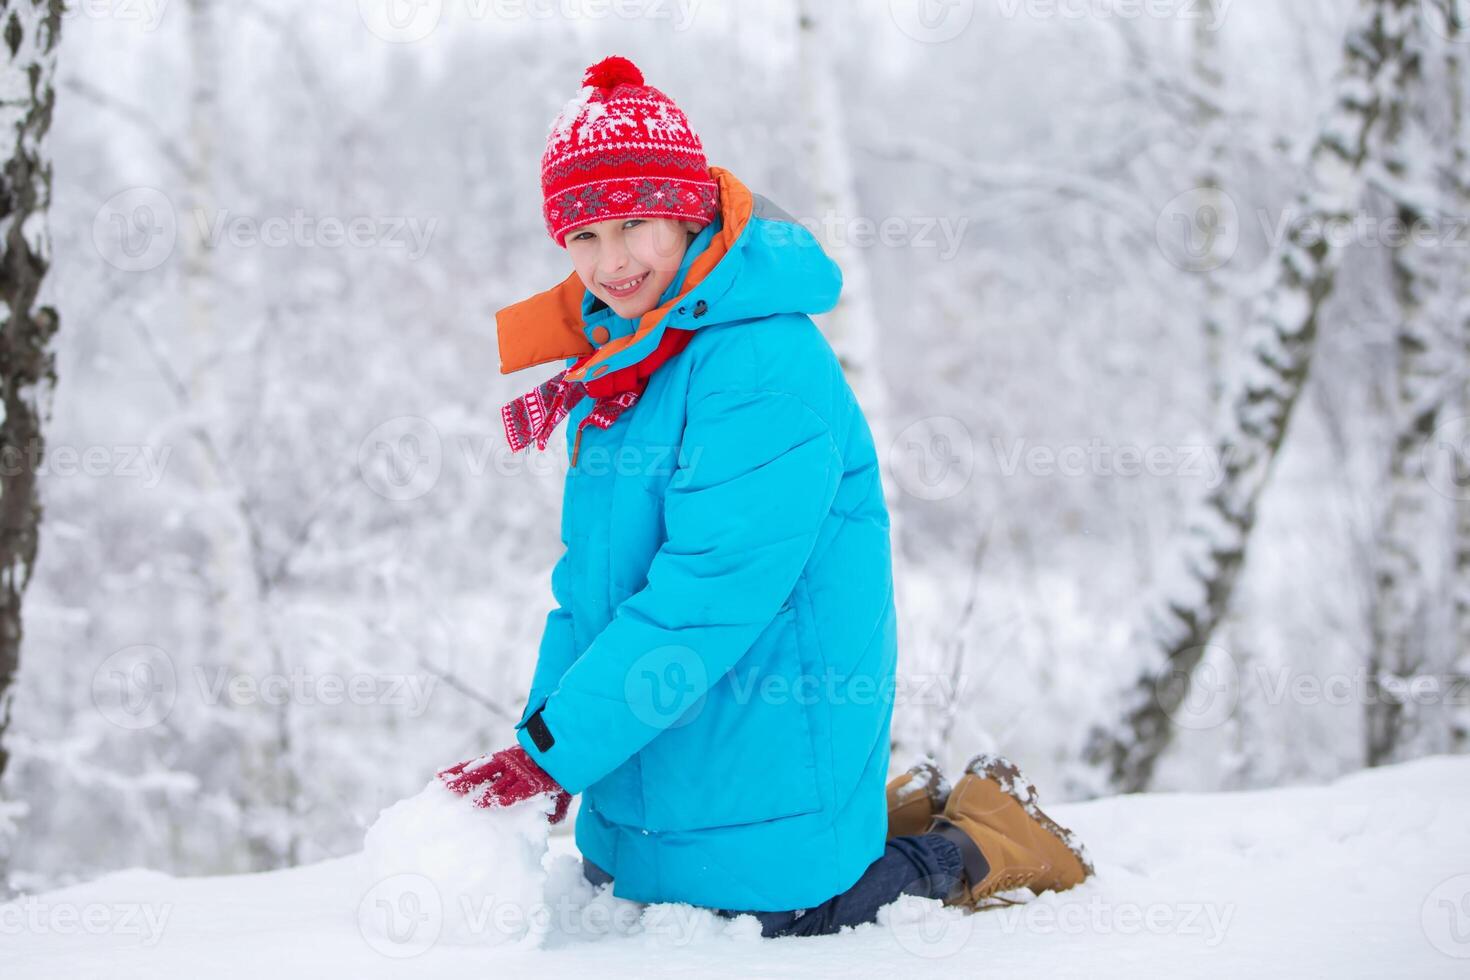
left=436, top=746, right=571, bottom=824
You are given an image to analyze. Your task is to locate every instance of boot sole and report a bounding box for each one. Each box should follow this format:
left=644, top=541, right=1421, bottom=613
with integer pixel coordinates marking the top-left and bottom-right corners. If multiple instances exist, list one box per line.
left=887, top=760, right=952, bottom=838
left=964, top=753, right=1095, bottom=880
left=905, top=760, right=951, bottom=813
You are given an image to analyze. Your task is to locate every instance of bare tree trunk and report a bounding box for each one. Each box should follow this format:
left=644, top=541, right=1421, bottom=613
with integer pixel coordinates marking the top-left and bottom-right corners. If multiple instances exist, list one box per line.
left=1084, top=0, right=1420, bottom=793
left=0, top=0, right=63, bottom=882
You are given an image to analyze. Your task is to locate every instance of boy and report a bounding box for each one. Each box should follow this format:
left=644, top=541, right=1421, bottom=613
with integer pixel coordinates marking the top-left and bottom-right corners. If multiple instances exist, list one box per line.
left=438, top=56, right=1093, bottom=938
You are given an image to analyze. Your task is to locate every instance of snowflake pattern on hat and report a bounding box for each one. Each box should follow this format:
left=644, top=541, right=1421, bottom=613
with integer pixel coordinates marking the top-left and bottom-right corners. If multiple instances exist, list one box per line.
left=541, top=56, right=718, bottom=247
left=635, top=179, right=680, bottom=209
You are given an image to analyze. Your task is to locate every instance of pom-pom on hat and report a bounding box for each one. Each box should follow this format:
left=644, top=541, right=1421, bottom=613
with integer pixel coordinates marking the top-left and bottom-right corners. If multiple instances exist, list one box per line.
left=541, top=55, right=719, bottom=248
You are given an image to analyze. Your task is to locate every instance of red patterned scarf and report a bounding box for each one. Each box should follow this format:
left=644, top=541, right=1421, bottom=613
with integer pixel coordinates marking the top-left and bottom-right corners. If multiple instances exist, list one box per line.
left=502, top=326, right=695, bottom=467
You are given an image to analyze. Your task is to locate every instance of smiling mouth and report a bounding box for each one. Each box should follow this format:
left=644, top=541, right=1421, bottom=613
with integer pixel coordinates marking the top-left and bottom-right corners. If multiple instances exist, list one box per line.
left=602, top=272, right=649, bottom=298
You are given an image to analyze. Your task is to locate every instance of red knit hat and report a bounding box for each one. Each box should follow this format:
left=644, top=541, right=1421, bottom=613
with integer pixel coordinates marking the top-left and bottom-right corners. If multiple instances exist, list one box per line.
left=541, top=56, right=719, bottom=248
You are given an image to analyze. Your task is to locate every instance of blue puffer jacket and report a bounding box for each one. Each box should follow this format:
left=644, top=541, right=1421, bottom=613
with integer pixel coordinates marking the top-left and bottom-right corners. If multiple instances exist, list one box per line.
left=495, top=167, right=898, bottom=913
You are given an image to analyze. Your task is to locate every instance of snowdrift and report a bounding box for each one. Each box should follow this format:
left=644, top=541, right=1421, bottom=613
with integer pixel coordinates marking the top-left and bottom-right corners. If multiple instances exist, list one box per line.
left=3, top=756, right=1468, bottom=978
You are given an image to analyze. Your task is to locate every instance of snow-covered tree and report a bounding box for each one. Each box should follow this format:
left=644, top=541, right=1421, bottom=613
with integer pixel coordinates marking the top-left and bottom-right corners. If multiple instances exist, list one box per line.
left=1085, top=0, right=1426, bottom=793
left=1363, top=2, right=1461, bottom=766
left=0, top=0, right=63, bottom=887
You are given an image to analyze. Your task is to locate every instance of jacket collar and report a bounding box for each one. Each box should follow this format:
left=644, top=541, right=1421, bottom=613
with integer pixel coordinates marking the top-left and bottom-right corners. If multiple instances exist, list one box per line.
left=495, top=165, right=755, bottom=379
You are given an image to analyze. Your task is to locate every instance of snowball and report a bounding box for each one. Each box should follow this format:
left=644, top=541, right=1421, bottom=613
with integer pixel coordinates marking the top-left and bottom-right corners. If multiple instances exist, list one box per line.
left=357, top=778, right=555, bottom=952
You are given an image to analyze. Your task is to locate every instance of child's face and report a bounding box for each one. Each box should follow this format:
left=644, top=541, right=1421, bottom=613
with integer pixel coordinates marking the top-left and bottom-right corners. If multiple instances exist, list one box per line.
left=566, top=217, right=703, bottom=320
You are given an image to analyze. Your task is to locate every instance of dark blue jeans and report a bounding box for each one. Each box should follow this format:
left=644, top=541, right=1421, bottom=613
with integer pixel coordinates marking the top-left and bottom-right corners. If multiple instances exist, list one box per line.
left=581, top=832, right=965, bottom=938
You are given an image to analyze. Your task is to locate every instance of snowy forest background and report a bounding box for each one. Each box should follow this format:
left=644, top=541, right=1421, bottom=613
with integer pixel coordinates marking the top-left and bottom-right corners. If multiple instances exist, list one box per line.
left=1, top=0, right=1466, bottom=892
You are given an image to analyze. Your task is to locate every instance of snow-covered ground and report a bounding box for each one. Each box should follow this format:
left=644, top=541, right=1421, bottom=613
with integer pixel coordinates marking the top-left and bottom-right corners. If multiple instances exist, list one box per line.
left=4, top=756, right=1468, bottom=978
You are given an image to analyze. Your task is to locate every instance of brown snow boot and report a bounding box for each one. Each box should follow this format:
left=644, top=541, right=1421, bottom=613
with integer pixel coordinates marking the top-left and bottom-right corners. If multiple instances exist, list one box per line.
left=885, top=761, right=950, bottom=839
left=927, top=753, right=1094, bottom=908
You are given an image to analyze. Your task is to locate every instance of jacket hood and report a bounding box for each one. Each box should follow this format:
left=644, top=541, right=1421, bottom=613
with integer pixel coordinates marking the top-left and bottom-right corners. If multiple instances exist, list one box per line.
left=495, top=166, right=843, bottom=384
